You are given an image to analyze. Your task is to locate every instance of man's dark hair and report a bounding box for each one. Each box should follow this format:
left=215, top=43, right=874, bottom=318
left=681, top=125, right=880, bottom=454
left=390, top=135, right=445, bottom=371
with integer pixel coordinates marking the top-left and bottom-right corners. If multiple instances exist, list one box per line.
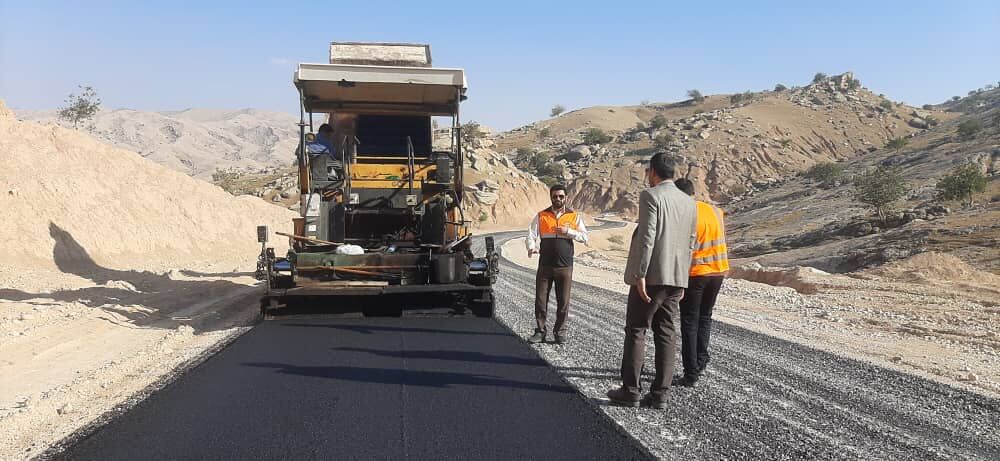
left=318, top=123, right=333, bottom=134
left=674, top=178, right=695, bottom=196
left=549, top=184, right=567, bottom=194
left=648, top=152, right=675, bottom=180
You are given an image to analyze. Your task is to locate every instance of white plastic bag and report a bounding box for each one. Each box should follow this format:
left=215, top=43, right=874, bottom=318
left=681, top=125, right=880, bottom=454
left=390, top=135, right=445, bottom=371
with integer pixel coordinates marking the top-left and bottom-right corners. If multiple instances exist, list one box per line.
left=335, top=244, right=365, bottom=255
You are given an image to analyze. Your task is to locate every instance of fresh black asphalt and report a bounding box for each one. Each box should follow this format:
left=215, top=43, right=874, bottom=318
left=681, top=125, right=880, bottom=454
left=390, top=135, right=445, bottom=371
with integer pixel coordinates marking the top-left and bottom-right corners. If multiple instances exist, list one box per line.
left=54, top=317, right=651, bottom=460
left=50, top=223, right=1000, bottom=460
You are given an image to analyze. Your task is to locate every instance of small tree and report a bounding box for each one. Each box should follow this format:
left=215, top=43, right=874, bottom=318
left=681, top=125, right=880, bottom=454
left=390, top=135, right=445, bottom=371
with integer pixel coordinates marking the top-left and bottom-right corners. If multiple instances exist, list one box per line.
left=853, top=166, right=909, bottom=221
left=58, top=85, right=101, bottom=129
left=847, top=77, right=862, bottom=90
left=886, top=137, right=909, bottom=150
left=922, top=104, right=934, bottom=110
left=550, top=105, right=566, bottom=117
left=957, top=119, right=983, bottom=140
left=879, top=99, right=894, bottom=110
left=936, top=163, right=987, bottom=208
left=687, top=89, right=704, bottom=104
left=649, top=114, right=667, bottom=130
left=803, top=162, right=844, bottom=187
left=813, top=72, right=827, bottom=83
left=581, top=128, right=612, bottom=145
left=460, top=121, right=484, bottom=146
left=951, top=96, right=961, bottom=102
left=774, top=83, right=787, bottom=92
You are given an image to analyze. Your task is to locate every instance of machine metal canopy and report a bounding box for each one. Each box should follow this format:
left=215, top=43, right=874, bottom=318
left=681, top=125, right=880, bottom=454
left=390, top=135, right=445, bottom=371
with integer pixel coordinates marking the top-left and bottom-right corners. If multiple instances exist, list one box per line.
left=294, top=63, right=467, bottom=115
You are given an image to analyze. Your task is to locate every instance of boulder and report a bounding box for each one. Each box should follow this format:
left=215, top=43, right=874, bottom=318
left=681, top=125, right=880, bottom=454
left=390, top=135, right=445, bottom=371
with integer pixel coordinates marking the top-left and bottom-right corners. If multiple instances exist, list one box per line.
left=561, top=145, right=592, bottom=162
left=907, top=117, right=929, bottom=129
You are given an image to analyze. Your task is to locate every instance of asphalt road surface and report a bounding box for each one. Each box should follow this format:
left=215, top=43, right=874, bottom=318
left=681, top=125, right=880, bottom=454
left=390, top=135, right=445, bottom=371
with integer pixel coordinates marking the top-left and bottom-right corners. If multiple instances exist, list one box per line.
left=52, top=225, right=999, bottom=460
left=53, top=317, right=649, bottom=459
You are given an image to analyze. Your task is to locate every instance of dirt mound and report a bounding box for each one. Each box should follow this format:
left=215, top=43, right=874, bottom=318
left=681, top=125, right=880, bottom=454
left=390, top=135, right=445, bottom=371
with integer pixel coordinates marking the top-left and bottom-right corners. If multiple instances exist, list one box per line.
left=0, top=99, right=295, bottom=278
left=729, top=262, right=825, bottom=294
left=871, top=252, right=1000, bottom=287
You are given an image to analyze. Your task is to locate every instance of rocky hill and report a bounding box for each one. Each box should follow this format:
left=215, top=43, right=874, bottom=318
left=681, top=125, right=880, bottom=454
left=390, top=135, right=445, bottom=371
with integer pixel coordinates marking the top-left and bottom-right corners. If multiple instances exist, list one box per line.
left=497, top=73, right=937, bottom=216
left=15, top=108, right=299, bottom=179
left=724, top=84, right=1000, bottom=273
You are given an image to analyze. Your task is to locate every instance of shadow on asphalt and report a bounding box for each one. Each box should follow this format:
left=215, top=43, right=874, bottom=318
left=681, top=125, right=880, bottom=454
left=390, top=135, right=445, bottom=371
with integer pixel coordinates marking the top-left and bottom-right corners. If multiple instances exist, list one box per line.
left=242, top=362, right=576, bottom=392
left=280, top=322, right=511, bottom=336
left=332, top=347, right=548, bottom=366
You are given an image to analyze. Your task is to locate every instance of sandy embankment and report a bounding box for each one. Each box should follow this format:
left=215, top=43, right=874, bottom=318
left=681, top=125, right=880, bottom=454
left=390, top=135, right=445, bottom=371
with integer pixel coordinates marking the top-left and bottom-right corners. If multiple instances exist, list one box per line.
left=504, top=225, right=1000, bottom=399
left=0, top=101, right=295, bottom=459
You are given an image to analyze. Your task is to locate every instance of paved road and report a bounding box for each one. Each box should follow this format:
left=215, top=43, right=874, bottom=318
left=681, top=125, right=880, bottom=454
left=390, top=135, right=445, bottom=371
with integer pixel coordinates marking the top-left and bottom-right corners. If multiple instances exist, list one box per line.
left=489, top=227, right=1000, bottom=460
left=53, top=319, right=649, bottom=460
left=52, top=225, right=1000, bottom=460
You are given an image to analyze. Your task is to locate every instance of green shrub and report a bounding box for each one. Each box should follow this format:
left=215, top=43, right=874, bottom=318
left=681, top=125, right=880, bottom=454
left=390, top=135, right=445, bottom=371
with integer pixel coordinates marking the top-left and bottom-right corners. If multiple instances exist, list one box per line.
left=957, top=119, right=983, bottom=140
left=813, top=72, right=827, bottom=83
left=550, top=105, right=565, bottom=117
left=538, top=127, right=551, bottom=138
left=779, top=139, right=793, bottom=148
left=803, top=162, right=844, bottom=187
left=478, top=211, right=489, bottom=222
left=847, top=77, right=861, bottom=90
left=922, top=104, right=934, bottom=110
left=649, top=114, right=668, bottom=130
left=853, top=166, right=909, bottom=220
left=634, top=121, right=647, bottom=132
left=936, top=163, right=987, bottom=207
left=774, top=84, right=787, bottom=92
left=581, top=128, right=612, bottom=145
left=879, top=99, right=894, bottom=110
left=886, top=137, right=909, bottom=150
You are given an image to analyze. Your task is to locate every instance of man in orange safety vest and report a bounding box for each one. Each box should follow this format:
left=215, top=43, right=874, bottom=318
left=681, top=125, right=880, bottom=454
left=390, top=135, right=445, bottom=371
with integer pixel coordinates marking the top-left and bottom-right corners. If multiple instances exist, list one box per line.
left=673, top=178, right=729, bottom=387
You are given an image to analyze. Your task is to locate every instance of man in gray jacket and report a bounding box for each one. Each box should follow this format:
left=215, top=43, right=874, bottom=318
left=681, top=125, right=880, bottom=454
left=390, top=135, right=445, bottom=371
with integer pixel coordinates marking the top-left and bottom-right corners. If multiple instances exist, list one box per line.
left=606, top=153, right=697, bottom=409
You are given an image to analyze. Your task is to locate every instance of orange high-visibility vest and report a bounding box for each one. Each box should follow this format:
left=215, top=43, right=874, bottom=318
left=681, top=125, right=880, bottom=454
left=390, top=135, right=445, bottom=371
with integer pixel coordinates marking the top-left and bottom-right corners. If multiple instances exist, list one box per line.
left=537, top=208, right=580, bottom=236
left=690, top=201, right=729, bottom=277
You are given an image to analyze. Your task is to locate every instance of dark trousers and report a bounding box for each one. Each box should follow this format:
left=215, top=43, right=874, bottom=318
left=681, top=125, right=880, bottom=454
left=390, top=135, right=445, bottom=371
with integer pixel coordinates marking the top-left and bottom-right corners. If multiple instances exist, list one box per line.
left=534, top=265, right=573, bottom=335
left=680, top=275, right=724, bottom=376
left=620, top=285, right=684, bottom=398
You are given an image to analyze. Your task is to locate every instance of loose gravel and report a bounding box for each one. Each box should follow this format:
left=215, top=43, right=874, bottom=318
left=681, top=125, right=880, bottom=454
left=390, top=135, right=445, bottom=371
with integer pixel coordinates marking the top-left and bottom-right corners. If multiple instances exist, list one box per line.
left=479, top=229, right=1000, bottom=460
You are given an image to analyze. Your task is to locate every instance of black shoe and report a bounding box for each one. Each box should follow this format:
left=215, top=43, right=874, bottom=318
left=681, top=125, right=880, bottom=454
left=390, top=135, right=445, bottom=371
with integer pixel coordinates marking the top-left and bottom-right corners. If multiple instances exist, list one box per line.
left=553, top=334, right=566, bottom=345
left=605, top=387, right=640, bottom=407
left=673, top=374, right=699, bottom=387
left=527, top=331, right=546, bottom=343
left=640, top=393, right=667, bottom=410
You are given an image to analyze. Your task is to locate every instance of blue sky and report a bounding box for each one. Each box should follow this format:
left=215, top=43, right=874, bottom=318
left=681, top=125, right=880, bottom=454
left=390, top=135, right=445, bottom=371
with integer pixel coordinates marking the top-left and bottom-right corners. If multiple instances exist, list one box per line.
left=1, top=0, right=998, bottom=130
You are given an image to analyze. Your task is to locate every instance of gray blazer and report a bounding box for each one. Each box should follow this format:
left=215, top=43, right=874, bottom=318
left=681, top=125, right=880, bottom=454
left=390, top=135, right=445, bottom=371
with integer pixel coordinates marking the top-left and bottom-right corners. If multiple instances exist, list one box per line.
left=624, top=180, right=698, bottom=288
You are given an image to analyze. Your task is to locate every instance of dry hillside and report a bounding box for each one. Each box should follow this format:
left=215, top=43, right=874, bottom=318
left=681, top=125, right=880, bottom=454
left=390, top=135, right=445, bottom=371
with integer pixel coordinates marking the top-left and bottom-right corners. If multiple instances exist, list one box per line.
left=497, top=73, right=936, bottom=216
left=16, top=108, right=299, bottom=179
left=0, top=99, right=296, bottom=458
left=725, top=85, right=1000, bottom=273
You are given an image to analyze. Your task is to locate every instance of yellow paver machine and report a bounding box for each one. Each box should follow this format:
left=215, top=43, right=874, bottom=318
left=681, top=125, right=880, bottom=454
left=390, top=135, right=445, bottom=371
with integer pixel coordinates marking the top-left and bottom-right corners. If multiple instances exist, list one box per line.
left=255, top=42, right=499, bottom=318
